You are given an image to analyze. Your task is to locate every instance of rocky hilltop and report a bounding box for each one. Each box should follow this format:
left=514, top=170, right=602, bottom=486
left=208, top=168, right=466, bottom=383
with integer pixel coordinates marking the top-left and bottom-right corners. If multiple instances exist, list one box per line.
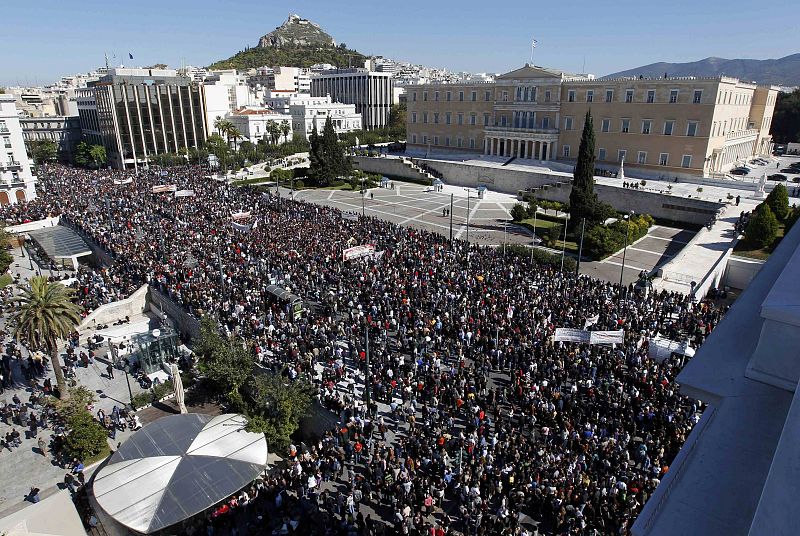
left=257, top=14, right=336, bottom=49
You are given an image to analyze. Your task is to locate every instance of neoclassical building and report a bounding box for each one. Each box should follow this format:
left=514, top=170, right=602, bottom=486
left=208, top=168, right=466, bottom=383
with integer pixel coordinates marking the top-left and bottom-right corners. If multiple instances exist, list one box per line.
left=406, top=64, right=778, bottom=177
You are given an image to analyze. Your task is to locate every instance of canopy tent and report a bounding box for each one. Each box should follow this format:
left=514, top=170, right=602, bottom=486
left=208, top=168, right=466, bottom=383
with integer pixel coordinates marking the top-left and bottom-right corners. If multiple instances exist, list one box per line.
left=27, top=225, right=92, bottom=269
left=93, top=413, right=267, bottom=534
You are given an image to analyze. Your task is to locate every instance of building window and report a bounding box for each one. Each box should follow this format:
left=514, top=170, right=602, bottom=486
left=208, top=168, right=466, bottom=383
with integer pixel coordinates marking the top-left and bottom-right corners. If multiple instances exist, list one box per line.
left=563, top=145, right=571, bottom=158
left=625, top=89, right=634, bottom=103
left=422, top=135, right=428, bottom=144
left=433, top=113, right=439, bottom=124
left=485, top=90, right=491, bottom=101
left=687, top=121, right=698, bottom=137
left=568, top=90, right=576, bottom=102
left=423, top=112, right=428, bottom=124
left=458, top=113, right=464, bottom=125
left=412, top=92, right=417, bottom=101
left=542, top=117, right=549, bottom=129
left=659, top=153, right=669, bottom=166
left=565, top=117, right=573, bottom=130
left=470, top=113, right=477, bottom=125
left=647, top=90, right=655, bottom=103
left=445, top=137, right=450, bottom=146
left=618, top=150, right=627, bottom=162
left=470, top=138, right=476, bottom=148
left=2, top=137, right=10, bottom=148
left=445, top=112, right=451, bottom=125
left=637, top=151, right=647, bottom=164
left=641, top=120, right=652, bottom=134
left=598, top=148, right=606, bottom=161
left=664, top=120, right=674, bottom=136
left=423, top=91, right=428, bottom=101
left=483, top=113, right=490, bottom=126
left=457, top=138, right=463, bottom=148
left=681, top=154, right=692, bottom=168
left=459, top=91, right=464, bottom=102
left=670, top=89, right=679, bottom=103
left=412, top=134, right=417, bottom=143
left=446, top=91, right=452, bottom=101
left=434, top=136, right=439, bottom=145
left=693, top=90, right=702, bottom=103
left=502, top=91, right=508, bottom=102
left=601, top=119, right=610, bottom=133
left=586, top=90, right=593, bottom=102
left=501, top=116, right=507, bottom=127
left=621, top=119, right=630, bottom=133
left=545, top=90, right=551, bottom=102
left=605, top=89, right=613, bottom=102
left=434, top=91, right=439, bottom=101
left=468, top=91, right=475, bottom=101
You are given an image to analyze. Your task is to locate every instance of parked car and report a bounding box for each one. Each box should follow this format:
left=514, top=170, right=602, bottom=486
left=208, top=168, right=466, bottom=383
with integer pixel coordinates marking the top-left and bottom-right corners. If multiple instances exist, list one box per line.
left=768, top=174, right=788, bottom=181
left=730, top=167, right=750, bottom=175
left=781, top=168, right=799, bottom=174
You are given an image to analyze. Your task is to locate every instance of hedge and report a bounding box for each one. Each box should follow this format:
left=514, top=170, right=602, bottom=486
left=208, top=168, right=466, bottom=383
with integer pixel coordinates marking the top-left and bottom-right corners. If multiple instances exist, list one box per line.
left=584, top=214, right=654, bottom=259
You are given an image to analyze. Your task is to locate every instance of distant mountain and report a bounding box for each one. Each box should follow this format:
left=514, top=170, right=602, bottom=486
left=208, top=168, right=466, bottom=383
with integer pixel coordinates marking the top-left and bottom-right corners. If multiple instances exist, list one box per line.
left=207, top=15, right=366, bottom=71
left=606, top=54, right=800, bottom=86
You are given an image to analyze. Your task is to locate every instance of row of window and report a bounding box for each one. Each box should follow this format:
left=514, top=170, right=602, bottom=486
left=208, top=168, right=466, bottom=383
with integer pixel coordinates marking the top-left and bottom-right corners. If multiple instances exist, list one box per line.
left=412, top=89, right=492, bottom=103
left=579, top=147, right=694, bottom=168
left=588, top=117, right=700, bottom=137
left=566, top=88, right=702, bottom=104
left=717, top=91, right=751, bottom=106
left=411, top=111, right=491, bottom=126
left=411, top=134, right=477, bottom=149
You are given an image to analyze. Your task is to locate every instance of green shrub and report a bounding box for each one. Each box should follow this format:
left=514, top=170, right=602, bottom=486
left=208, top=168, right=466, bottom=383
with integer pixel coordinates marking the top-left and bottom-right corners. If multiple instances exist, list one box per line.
left=294, top=180, right=305, bottom=189
left=132, top=392, right=152, bottom=409
left=584, top=214, right=654, bottom=259
left=510, top=203, right=528, bottom=221
left=766, top=183, right=789, bottom=221
left=64, top=412, right=108, bottom=462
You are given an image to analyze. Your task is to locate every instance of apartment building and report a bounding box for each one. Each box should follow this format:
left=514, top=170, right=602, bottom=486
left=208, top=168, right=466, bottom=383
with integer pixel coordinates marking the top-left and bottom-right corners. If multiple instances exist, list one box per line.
left=311, top=69, right=392, bottom=130
left=20, top=116, right=82, bottom=162
left=407, top=64, right=778, bottom=177
left=0, top=95, right=37, bottom=205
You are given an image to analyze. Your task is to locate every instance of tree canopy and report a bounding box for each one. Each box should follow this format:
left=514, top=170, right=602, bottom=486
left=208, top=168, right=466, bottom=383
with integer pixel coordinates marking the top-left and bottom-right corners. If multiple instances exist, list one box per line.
left=29, top=139, right=59, bottom=164
left=308, top=117, right=350, bottom=186
left=772, top=89, right=800, bottom=144
left=745, top=203, right=780, bottom=248
left=766, top=182, right=790, bottom=221
left=74, top=142, right=107, bottom=168
left=569, top=112, right=606, bottom=230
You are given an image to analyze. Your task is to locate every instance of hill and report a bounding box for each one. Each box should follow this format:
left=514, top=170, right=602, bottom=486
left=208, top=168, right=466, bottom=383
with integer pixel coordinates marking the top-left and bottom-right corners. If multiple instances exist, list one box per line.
left=606, top=53, right=800, bottom=86
left=207, top=14, right=367, bottom=71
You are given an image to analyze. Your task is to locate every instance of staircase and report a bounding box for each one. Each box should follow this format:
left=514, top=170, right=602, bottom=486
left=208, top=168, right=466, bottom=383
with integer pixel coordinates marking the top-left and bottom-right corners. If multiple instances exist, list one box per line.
left=400, top=157, right=438, bottom=182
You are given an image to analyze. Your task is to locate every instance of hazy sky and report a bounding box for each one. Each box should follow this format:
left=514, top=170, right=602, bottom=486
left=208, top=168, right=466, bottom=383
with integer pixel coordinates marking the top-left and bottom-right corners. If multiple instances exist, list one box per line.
left=1, top=0, right=797, bottom=86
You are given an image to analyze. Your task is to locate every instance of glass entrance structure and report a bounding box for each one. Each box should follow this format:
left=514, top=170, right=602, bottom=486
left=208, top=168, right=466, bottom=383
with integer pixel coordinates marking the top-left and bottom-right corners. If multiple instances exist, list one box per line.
left=132, top=328, right=179, bottom=374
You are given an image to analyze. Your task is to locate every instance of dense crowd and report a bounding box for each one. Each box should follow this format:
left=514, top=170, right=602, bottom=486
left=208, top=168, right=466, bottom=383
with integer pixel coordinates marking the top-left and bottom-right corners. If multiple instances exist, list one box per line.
left=0, top=164, right=727, bottom=535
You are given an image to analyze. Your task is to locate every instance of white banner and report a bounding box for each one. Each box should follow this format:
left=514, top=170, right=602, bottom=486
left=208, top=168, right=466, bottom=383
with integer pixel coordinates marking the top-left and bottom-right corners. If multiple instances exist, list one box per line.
left=583, top=314, right=600, bottom=329
left=554, top=328, right=590, bottom=344
left=231, top=211, right=252, bottom=221
left=152, top=184, right=177, bottom=193
left=648, top=337, right=695, bottom=363
left=113, top=178, right=133, bottom=185
left=174, top=189, right=195, bottom=198
left=589, top=330, right=625, bottom=345
left=232, top=220, right=258, bottom=232
left=343, top=244, right=375, bottom=261
left=341, top=212, right=359, bottom=222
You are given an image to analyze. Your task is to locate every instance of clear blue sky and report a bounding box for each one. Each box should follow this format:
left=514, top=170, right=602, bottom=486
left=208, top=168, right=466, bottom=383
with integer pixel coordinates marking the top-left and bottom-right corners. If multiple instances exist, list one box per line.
left=1, top=0, right=797, bottom=86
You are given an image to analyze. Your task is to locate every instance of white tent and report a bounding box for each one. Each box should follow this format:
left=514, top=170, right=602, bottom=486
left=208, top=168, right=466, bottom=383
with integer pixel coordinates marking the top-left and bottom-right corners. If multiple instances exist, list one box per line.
left=93, top=413, right=267, bottom=533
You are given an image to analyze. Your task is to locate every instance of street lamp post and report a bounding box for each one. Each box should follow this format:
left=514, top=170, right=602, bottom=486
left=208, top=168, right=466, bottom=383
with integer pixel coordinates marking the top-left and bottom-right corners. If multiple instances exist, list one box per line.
left=361, top=178, right=366, bottom=218
left=576, top=217, right=586, bottom=276
left=619, top=211, right=634, bottom=296
left=530, top=206, right=538, bottom=263
left=449, top=193, right=454, bottom=246
left=364, top=323, right=371, bottom=411
left=560, top=214, right=569, bottom=272
left=123, top=364, right=136, bottom=410
left=464, top=188, right=472, bottom=271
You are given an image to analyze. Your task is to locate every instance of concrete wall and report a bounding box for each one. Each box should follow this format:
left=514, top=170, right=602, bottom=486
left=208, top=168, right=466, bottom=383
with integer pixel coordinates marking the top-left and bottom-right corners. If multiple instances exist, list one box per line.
left=148, top=286, right=202, bottom=341
left=352, top=156, right=432, bottom=184
left=725, top=255, right=765, bottom=290
left=79, top=284, right=150, bottom=331
left=5, top=216, right=60, bottom=234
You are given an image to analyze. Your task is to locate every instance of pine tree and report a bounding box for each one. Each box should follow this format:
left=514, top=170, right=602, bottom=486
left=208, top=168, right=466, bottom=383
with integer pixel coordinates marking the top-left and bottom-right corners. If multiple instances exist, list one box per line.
left=746, top=202, right=780, bottom=248
left=766, top=182, right=789, bottom=221
left=569, top=111, right=598, bottom=231
left=307, top=124, right=326, bottom=185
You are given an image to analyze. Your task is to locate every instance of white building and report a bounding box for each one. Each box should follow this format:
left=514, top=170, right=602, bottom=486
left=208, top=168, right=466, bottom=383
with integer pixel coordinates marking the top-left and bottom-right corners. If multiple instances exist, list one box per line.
left=260, top=67, right=311, bottom=93
left=228, top=107, right=293, bottom=144
left=0, top=95, right=37, bottom=205
left=203, top=70, right=258, bottom=134
left=289, top=95, right=361, bottom=137
left=310, top=69, right=393, bottom=129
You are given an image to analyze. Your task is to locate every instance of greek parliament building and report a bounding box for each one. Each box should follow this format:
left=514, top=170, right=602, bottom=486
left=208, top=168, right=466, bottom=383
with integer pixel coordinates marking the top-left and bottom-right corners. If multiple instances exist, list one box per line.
left=406, top=64, right=778, bottom=178
left=78, top=68, right=207, bottom=169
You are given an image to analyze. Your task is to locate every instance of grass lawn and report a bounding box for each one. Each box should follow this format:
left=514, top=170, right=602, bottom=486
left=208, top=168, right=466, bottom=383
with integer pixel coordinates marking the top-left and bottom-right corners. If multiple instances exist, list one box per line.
left=0, top=273, right=12, bottom=288
left=518, top=218, right=560, bottom=231
left=231, top=177, right=270, bottom=186
left=553, top=239, right=580, bottom=254
left=733, top=223, right=785, bottom=261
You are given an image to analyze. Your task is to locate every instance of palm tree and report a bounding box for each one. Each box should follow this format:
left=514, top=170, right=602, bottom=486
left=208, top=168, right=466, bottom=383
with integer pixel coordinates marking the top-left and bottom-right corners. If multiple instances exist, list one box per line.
left=12, top=276, right=82, bottom=400
left=280, top=120, right=291, bottom=144
left=267, top=120, right=281, bottom=145
left=214, top=116, right=226, bottom=136
left=228, top=126, right=243, bottom=152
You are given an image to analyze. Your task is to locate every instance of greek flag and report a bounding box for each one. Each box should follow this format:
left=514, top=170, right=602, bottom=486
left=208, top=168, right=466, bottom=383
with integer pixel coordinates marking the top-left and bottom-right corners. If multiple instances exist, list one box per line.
left=531, top=39, right=538, bottom=49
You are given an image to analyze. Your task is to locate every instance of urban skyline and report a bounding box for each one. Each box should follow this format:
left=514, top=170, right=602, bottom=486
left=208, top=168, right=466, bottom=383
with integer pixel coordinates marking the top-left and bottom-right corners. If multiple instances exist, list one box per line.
left=2, top=0, right=798, bottom=86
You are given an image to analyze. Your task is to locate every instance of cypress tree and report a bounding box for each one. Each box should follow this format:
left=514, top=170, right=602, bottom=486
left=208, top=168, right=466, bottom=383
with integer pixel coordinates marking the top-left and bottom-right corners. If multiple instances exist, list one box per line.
left=569, top=111, right=598, bottom=231
left=765, top=182, right=789, bottom=221
left=745, top=203, right=779, bottom=248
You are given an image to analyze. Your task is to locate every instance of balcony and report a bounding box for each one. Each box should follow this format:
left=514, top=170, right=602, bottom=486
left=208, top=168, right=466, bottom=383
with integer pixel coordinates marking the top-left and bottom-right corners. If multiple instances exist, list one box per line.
left=0, top=126, right=8, bottom=134
left=0, top=161, right=22, bottom=171
left=726, top=129, right=758, bottom=143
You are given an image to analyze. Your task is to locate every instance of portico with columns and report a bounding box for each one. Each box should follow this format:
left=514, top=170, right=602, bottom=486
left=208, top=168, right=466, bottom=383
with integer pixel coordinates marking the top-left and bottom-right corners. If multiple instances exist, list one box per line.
left=483, top=133, right=559, bottom=161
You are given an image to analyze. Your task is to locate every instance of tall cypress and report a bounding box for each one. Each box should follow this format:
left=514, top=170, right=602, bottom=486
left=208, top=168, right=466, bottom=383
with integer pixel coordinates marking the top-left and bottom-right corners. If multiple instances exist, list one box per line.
left=569, top=111, right=598, bottom=231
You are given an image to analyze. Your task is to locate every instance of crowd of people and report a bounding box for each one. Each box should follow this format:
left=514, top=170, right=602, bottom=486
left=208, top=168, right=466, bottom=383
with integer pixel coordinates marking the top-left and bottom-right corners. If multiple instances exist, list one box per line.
left=0, top=163, right=729, bottom=535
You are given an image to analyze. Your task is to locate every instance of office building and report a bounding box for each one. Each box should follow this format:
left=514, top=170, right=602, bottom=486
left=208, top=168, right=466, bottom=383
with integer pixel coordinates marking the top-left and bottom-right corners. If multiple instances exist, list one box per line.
left=86, top=68, right=207, bottom=169
left=406, top=64, right=778, bottom=177
left=311, top=69, right=392, bottom=130
left=0, top=95, right=37, bottom=205
left=20, top=116, right=82, bottom=162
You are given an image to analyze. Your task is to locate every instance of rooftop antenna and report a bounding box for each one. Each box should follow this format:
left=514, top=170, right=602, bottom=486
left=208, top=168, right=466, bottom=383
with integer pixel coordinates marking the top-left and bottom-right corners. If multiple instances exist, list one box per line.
left=582, top=55, right=586, bottom=74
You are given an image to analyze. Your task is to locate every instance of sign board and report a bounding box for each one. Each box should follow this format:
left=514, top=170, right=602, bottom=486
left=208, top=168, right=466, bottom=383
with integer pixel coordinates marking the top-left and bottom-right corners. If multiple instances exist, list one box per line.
left=175, top=189, right=195, bottom=198
left=152, top=184, right=177, bottom=193
left=589, top=330, right=625, bottom=345
left=554, top=328, right=590, bottom=344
